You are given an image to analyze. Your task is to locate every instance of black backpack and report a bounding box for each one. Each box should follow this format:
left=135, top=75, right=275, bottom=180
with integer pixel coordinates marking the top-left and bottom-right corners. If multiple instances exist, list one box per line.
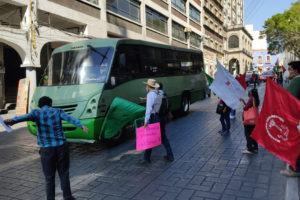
left=159, top=93, right=170, bottom=116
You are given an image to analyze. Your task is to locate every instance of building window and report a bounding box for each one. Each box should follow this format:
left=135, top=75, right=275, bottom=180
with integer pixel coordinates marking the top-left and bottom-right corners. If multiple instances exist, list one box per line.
left=228, top=35, right=239, bottom=48
left=107, top=0, right=140, bottom=22
left=146, top=7, right=167, bottom=34
left=80, top=0, right=99, bottom=5
left=190, top=32, right=201, bottom=47
left=258, top=56, right=263, bottom=65
left=172, top=0, right=186, bottom=13
left=172, top=21, right=186, bottom=42
left=266, top=55, right=271, bottom=63
left=189, top=4, right=200, bottom=23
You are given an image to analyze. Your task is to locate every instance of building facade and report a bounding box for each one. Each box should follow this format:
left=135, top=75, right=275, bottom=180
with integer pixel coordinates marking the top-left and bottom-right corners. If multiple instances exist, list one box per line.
left=0, top=0, right=203, bottom=109
left=202, top=0, right=224, bottom=77
left=223, top=0, right=252, bottom=75
left=245, top=24, right=282, bottom=73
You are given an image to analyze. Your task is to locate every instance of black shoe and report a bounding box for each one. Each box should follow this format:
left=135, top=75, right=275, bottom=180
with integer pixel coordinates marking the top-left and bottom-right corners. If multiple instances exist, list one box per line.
left=221, top=130, right=229, bottom=136
left=164, top=155, right=174, bottom=162
left=138, top=159, right=151, bottom=165
left=218, top=130, right=226, bottom=134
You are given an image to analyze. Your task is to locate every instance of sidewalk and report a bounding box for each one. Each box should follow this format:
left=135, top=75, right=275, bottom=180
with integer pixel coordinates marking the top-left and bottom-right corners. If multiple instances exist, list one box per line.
left=0, top=83, right=296, bottom=200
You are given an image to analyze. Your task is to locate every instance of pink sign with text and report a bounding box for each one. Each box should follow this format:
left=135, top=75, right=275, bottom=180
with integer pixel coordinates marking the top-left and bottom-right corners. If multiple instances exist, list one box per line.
left=136, top=123, right=161, bottom=151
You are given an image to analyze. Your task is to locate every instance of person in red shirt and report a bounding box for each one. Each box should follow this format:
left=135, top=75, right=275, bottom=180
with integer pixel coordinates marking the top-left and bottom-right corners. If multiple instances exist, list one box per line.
left=240, top=89, right=260, bottom=154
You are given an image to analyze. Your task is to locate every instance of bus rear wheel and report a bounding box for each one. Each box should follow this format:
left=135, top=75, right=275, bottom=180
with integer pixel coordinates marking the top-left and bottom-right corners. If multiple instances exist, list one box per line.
left=180, top=93, right=190, bottom=115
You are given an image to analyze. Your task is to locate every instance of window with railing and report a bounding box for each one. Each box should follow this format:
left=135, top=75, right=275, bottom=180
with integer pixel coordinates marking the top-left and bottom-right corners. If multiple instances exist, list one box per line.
left=189, top=4, right=200, bottom=23
left=80, top=0, right=99, bottom=6
left=146, top=7, right=168, bottom=34
left=172, top=0, right=186, bottom=13
left=172, top=21, right=186, bottom=41
left=190, top=32, right=201, bottom=47
left=107, top=0, right=140, bottom=22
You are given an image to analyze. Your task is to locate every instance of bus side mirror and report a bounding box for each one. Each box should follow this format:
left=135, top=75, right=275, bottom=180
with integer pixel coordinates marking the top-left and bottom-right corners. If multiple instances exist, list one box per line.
left=111, top=76, right=116, bottom=86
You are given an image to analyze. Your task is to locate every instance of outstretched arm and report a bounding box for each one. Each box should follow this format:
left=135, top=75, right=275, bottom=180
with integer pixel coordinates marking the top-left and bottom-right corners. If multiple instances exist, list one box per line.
left=5, top=112, right=35, bottom=126
left=59, top=110, right=89, bottom=133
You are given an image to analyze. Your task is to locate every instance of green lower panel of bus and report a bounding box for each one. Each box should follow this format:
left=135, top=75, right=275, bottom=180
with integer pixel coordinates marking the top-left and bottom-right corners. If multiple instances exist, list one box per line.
left=27, top=117, right=105, bottom=143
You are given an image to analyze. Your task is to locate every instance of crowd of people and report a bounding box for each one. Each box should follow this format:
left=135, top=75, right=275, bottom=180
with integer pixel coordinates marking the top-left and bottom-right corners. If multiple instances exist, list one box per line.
left=216, top=61, right=300, bottom=177
left=2, top=61, right=300, bottom=199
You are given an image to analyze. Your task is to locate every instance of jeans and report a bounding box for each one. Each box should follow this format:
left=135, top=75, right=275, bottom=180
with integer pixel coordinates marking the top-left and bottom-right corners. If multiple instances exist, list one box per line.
left=40, top=143, right=73, bottom=200
left=220, top=112, right=230, bottom=131
left=230, top=109, right=236, bottom=117
left=144, top=114, right=173, bottom=162
left=244, top=125, right=258, bottom=152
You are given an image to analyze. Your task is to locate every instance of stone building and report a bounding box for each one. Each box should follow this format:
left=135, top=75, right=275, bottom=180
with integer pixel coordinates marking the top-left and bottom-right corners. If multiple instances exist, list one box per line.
left=202, top=0, right=225, bottom=77
left=0, top=0, right=203, bottom=109
left=223, top=0, right=253, bottom=75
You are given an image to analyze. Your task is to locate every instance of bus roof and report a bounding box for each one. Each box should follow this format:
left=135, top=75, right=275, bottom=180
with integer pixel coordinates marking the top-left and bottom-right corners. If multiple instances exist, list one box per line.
left=52, top=38, right=203, bottom=55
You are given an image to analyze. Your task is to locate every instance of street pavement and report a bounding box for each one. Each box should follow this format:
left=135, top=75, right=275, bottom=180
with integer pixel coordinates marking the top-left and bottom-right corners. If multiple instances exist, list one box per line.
left=0, top=83, right=290, bottom=200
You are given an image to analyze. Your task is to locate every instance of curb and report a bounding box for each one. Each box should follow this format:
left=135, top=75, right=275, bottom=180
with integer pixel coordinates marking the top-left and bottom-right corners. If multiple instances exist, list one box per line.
left=285, top=164, right=300, bottom=200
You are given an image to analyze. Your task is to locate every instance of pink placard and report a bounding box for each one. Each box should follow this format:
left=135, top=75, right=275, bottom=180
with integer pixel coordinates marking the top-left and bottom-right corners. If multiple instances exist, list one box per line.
left=136, top=123, right=161, bottom=151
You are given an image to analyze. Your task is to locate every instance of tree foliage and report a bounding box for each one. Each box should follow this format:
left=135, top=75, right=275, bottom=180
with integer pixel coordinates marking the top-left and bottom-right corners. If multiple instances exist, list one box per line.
left=261, top=1, right=300, bottom=58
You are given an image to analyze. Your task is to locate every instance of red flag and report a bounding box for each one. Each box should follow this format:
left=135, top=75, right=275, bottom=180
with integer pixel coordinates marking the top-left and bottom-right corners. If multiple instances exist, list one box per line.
left=251, top=79, right=300, bottom=169
left=236, top=73, right=247, bottom=90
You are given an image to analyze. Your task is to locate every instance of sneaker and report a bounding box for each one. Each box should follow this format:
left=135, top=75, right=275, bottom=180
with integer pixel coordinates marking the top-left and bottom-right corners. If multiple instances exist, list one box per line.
left=164, top=155, right=174, bottom=162
left=280, top=169, right=300, bottom=177
left=230, top=115, right=235, bottom=119
left=218, top=130, right=226, bottom=134
left=242, top=149, right=254, bottom=154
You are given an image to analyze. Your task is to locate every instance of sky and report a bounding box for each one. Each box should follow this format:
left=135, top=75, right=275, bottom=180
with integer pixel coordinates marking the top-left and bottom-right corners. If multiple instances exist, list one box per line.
left=244, top=0, right=298, bottom=31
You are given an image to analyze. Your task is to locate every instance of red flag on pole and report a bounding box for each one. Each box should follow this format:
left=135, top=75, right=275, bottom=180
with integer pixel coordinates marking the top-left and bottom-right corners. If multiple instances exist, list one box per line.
left=251, top=79, right=300, bottom=169
left=236, top=73, right=247, bottom=90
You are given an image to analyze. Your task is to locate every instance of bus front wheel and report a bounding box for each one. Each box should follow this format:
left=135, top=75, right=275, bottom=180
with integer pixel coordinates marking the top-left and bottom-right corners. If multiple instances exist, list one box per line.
left=180, top=93, right=190, bottom=115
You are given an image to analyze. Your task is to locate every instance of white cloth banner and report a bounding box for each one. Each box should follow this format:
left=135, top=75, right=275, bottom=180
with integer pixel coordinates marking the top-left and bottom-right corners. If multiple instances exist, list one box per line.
left=209, top=59, right=246, bottom=109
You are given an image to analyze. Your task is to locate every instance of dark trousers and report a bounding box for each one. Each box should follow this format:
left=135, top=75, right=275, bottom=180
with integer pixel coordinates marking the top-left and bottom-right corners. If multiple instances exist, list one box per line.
left=244, top=125, right=258, bottom=152
left=40, top=143, right=73, bottom=200
left=220, top=112, right=230, bottom=131
left=144, top=114, right=173, bottom=162
left=289, top=156, right=300, bottom=172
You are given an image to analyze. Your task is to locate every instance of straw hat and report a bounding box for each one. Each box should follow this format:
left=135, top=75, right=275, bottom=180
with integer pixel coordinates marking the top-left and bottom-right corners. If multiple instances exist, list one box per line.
left=143, top=79, right=159, bottom=88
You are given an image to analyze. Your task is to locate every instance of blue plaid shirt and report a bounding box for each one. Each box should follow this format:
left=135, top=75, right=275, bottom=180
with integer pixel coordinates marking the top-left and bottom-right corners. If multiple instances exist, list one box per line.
left=12, top=106, right=83, bottom=147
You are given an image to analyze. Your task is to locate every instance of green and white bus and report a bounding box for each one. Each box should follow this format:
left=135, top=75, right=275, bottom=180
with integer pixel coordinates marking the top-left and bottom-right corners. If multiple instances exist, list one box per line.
left=28, top=39, right=206, bottom=143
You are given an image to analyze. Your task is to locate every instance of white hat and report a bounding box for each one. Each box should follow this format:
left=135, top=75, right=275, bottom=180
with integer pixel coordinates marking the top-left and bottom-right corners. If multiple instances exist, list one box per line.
left=143, top=79, right=159, bottom=88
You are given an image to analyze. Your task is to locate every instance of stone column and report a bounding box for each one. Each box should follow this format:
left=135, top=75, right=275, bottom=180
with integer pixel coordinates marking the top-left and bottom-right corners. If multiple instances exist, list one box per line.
left=140, top=0, right=146, bottom=40
left=0, top=44, right=4, bottom=109
left=25, top=66, right=37, bottom=111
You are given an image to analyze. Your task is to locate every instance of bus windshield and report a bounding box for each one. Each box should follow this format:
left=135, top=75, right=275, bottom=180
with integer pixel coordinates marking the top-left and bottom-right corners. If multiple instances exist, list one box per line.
left=44, top=46, right=114, bottom=86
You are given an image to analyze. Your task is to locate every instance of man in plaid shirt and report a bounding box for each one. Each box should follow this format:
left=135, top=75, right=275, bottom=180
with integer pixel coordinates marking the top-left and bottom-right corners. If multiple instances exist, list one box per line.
left=5, top=96, right=89, bottom=200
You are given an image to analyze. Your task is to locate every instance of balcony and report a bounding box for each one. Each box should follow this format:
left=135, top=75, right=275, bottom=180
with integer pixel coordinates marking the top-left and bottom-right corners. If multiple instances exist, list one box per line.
left=242, top=48, right=253, bottom=57
left=203, top=4, right=223, bottom=24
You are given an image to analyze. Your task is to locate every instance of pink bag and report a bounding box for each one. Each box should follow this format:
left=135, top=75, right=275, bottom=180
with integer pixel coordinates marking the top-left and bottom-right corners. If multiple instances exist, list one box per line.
left=136, top=123, right=161, bottom=151
left=243, top=106, right=259, bottom=125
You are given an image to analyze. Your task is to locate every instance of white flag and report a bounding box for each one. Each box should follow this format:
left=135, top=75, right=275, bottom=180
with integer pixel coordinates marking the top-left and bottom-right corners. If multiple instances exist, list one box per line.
left=209, top=59, right=246, bottom=109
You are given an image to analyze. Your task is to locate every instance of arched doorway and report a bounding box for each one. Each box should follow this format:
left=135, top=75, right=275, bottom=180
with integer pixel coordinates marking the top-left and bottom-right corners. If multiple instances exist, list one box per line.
left=229, top=59, right=240, bottom=75
left=38, top=42, right=68, bottom=86
left=0, top=43, right=25, bottom=108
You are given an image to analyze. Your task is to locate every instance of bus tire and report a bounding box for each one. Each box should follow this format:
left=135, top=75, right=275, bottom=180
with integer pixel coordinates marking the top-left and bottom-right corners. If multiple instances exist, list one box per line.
left=102, top=127, right=127, bottom=147
left=180, top=93, right=190, bottom=115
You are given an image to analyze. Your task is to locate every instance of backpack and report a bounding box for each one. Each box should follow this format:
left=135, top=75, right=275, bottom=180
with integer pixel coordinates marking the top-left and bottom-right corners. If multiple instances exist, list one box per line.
left=159, top=93, right=170, bottom=116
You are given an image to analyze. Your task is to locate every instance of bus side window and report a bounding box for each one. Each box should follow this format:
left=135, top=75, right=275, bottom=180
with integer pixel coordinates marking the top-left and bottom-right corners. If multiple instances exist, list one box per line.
left=180, top=52, right=194, bottom=75
left=110, top=45, right=141, bottom=86
left=164, top=50, right=180, bottom=76
left=141, top=47, right=164, bottom=77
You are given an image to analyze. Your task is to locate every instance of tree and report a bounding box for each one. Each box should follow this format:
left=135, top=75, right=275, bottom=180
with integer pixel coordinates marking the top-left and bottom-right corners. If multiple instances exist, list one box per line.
left=261, top=1, right=300, bottom=58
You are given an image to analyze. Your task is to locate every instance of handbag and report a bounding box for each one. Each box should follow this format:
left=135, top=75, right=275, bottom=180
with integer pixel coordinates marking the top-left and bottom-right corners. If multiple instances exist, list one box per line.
left=243, top=106, right=259, bottom=125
